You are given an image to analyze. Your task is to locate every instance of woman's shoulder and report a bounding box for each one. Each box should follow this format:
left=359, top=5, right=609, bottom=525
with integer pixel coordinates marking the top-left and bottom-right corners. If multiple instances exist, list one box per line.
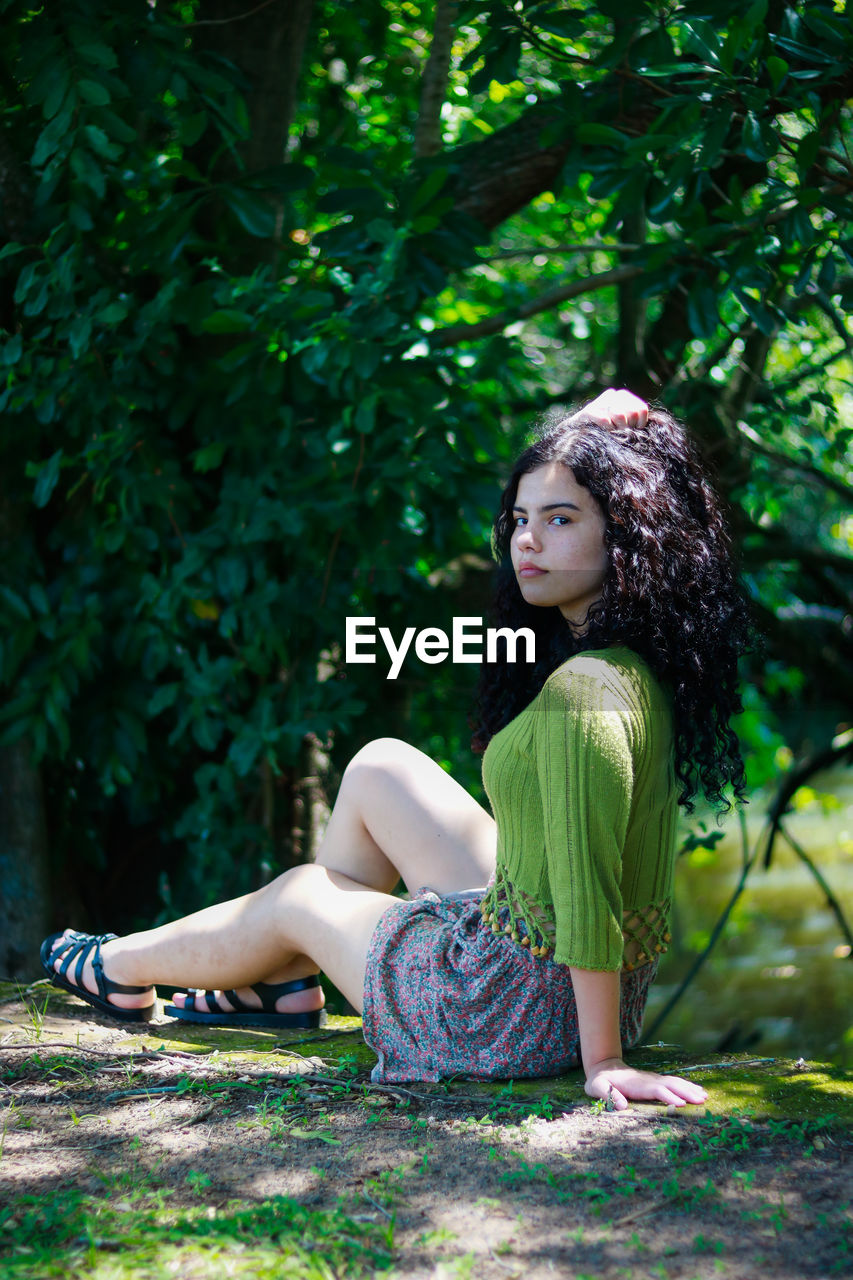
left=540, top=646, right=670, bottom=725
left=544, top=645, right=654, bottom=692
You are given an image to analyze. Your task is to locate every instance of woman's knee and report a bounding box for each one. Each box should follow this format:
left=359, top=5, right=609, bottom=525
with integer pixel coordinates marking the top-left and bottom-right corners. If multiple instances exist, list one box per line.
left=341, top=737, right=414, bottom=798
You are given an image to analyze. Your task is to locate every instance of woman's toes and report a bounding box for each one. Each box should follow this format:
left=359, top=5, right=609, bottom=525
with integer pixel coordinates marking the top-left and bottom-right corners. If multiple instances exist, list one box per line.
left=170, top=990, right=238, bottom=1014
left=48, top=932, right=154, bottom=1011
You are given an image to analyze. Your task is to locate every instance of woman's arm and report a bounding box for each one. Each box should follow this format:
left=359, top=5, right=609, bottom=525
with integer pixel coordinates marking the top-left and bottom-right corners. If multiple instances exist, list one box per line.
left=570, top=966, right=708, bottom=1110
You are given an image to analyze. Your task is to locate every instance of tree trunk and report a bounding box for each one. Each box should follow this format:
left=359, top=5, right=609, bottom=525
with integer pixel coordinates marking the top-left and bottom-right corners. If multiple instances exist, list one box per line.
left=193, top=0, right=316, bottom=175
left=414, top=0, right=458, bottom=158
left=0, top=739, right=50, bottom=980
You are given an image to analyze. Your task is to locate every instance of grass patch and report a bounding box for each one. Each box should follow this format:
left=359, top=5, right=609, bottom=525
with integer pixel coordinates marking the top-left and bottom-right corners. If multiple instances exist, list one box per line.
left=0, top=1187, right=394, bottom=1278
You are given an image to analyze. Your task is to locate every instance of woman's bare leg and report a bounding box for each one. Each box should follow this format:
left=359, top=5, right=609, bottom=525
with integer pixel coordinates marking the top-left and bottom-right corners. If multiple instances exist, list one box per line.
left=313, top=737, right=496, bottom=894
left=47, top=738, right=496, bottom=1013
left=106, top=866, right=394, bottom=1012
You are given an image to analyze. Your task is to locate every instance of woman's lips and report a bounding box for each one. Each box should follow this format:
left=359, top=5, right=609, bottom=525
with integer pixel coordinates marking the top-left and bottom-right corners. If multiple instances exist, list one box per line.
left=518, top=564, right=547, bottom=577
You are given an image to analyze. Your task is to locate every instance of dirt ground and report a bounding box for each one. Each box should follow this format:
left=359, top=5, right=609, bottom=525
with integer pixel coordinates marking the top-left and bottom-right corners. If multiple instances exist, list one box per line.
left=1, top=981, right=851, bottom=1279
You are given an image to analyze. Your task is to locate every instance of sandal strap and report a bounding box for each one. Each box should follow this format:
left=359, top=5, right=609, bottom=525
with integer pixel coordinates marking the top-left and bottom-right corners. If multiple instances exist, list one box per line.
left=252, top=976, right=320, bottom=1002
left=223, top=977, right=320, bottom=1011
left=184, top=990, right=224, bottom=1013
left=179, top=975, right=320, bottom=1015
left=221, top=988, right=256, bottom=1012
left=55, top=931, right=150, bottom=999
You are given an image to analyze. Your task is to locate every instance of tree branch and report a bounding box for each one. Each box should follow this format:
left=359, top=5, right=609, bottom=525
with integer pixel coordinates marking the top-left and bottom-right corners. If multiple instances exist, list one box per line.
left=740, top=532, right=853, bottom=579
left=762, top=730, right=853, bottom=869
left=445, top=106, right=573, bottom=229
left=429, top=264, right=643, bottom=347
left=736, top=422, right=853, bottom=506
left=414, top=0, right=458, bottom=159
left=779, top=822, right=853, bottom=953
left=478, top=241, right=645, bottom=260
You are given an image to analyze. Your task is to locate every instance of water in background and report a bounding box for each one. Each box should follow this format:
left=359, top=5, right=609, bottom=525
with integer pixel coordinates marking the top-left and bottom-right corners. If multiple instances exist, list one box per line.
left=643, top=766, right=853, bottom=1067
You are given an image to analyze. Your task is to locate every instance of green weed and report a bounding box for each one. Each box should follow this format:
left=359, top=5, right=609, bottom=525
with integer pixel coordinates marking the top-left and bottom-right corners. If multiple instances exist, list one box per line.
left=15, top=989, right=50, bottom=1043
left=0, top=1188, right=394, bottom=1277
left=486, top=1081, right=555, bottom=1123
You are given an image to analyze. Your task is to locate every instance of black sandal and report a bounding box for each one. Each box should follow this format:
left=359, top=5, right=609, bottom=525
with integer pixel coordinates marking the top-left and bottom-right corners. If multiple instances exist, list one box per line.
left=40, top=930, right=156, bottom=1023
left=163, top=976, right=326, bottom=1029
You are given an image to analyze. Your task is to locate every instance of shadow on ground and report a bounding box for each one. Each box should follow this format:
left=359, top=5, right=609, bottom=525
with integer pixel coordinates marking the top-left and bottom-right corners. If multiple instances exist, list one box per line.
left=2, top=979, right=851, bottom=1279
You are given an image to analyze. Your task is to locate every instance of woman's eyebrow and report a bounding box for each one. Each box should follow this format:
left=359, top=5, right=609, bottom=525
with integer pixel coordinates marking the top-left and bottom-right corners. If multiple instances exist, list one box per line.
left=512, top=501, right=581, bottom=513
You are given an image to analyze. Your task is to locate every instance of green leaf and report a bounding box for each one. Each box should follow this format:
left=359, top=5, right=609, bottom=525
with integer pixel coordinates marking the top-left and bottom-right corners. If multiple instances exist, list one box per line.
left=28, top=582, right=50, bottom=616
left=355, top=393, right=378, bottom=433
left=772, top=36, right=839, bottom=66
left=70, top=147, right=105, bottom=197
left=96, top=300, right=128, bottom=325
left=67, top=28, right=118, bottom=68
left=741, top=113, right=767, bottom=162
left=365, top=218, right=398, bottom=245
left=351, top=344, right=380, bottom=378
left=575, top=123, right=628, bottom=147
left=795, top=131, right=820, bottom=173
left=149, top=684, right=180, bottom=716
left=836, top=281, right=853, bottom=314
left=245, top=163, right=313, bottom=193
left=68, top=316, right=92, bottom=359
left=200, top=309, right=253, bottom=334
left=228, top=730, right=261, bottom=777
left=316, top=187, right=388, bottom=215
left=179, top=111, right=208, bottom=147
left=0, top=586, right=31, bottom=622
left=0, top=332, right=23, bottom=365
left=766, top=56, right=788, bottom=91
left=69, top=202, right=94, bottom=231
left=42, top=69, right=72, bottom=121
left=32, top=103, right=74, bottom=166
left=78, top=78, right=111, bottom=106
left=735, top=289, right=778, bottom=335
left=0, top=691, right=41, bottom=725
left=682, top=19, right=723, bottom=67
left=193, top=441, right=228, bottom=471
left=83, top=123, right=122, bottom=160
left=635, top=62, right=710, bottom=77
left=687, top=281, right=719, bottom=338
left=222, top=187, right=275, bottom=238
left=26, top=449, right=63, bottom=508
left=99, top=108, right=137, bottom=143
left=530, top=10, right=584, bottom=37
left=410, top=167, right=449, bottom=215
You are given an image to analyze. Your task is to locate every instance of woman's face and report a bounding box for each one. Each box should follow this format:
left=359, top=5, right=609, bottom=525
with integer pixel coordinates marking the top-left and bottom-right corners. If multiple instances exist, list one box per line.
left=510, top=461, right=609, bottom=628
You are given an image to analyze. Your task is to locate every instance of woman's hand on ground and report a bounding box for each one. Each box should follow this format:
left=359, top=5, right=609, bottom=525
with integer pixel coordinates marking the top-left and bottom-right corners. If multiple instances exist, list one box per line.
left=575, top=388, right=649, bottom=429
left=584, top=1057, right=708, bottom=1111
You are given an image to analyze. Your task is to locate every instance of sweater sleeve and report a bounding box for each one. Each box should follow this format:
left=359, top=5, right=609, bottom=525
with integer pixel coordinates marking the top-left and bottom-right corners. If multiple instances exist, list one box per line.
left=534, top=668, right=635, bottom=970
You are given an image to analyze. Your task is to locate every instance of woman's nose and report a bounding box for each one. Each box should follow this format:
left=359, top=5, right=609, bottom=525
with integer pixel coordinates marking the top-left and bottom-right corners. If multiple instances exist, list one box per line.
left=516, top=524, right=540, bottom=549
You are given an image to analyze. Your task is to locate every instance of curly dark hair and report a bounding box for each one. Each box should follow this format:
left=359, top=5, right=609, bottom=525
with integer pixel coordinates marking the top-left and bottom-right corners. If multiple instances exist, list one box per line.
left=470, top=406, right=756, bottom=813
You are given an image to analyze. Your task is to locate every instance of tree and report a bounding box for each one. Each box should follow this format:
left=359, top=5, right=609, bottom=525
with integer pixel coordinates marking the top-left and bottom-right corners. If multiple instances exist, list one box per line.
left=1, top=0, right=850, bottom=974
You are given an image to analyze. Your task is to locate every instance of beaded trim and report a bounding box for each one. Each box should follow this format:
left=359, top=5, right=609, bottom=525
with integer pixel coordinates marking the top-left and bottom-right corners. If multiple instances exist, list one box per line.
left=621, top=902, right=672, bottom=971
left=478, top=866, right=671, bottom=970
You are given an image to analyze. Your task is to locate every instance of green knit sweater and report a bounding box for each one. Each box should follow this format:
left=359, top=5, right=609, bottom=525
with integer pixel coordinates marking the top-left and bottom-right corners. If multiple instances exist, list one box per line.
left=479, top=646, right=679, bottom=972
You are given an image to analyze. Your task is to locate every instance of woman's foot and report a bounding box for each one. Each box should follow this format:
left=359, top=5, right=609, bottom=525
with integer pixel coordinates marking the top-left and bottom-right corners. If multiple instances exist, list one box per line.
left=169, top=977, right=323, bottom=1017
left=167, top=973, right=325, bottom=1026
left=41, top=929, right=156, bottom=1021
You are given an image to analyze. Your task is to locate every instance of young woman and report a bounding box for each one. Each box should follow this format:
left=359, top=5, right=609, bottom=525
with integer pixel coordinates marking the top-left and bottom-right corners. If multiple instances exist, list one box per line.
left=42, top=389, right=751, bottom=1110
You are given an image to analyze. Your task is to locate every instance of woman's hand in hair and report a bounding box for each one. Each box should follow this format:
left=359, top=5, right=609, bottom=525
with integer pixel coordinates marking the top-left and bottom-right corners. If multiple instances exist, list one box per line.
left=575, top=388, right=648, bottom=429
left=584, top=1058, right=708, bottom=1111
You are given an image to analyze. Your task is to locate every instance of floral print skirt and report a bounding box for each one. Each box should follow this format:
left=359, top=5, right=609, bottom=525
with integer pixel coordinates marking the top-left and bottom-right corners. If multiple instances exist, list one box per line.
left=362, top=888, right=658, bottom=1084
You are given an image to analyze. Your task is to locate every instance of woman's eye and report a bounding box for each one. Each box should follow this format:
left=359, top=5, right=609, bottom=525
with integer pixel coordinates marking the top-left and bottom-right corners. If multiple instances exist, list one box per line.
left=514, top=516, right=528, bottom=527
left=551, top=515, right=571, bottom=526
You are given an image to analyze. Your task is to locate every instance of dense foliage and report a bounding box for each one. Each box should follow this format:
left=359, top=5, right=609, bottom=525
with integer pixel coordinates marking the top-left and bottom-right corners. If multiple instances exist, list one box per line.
left=1, top=0, right=850, bottom=930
